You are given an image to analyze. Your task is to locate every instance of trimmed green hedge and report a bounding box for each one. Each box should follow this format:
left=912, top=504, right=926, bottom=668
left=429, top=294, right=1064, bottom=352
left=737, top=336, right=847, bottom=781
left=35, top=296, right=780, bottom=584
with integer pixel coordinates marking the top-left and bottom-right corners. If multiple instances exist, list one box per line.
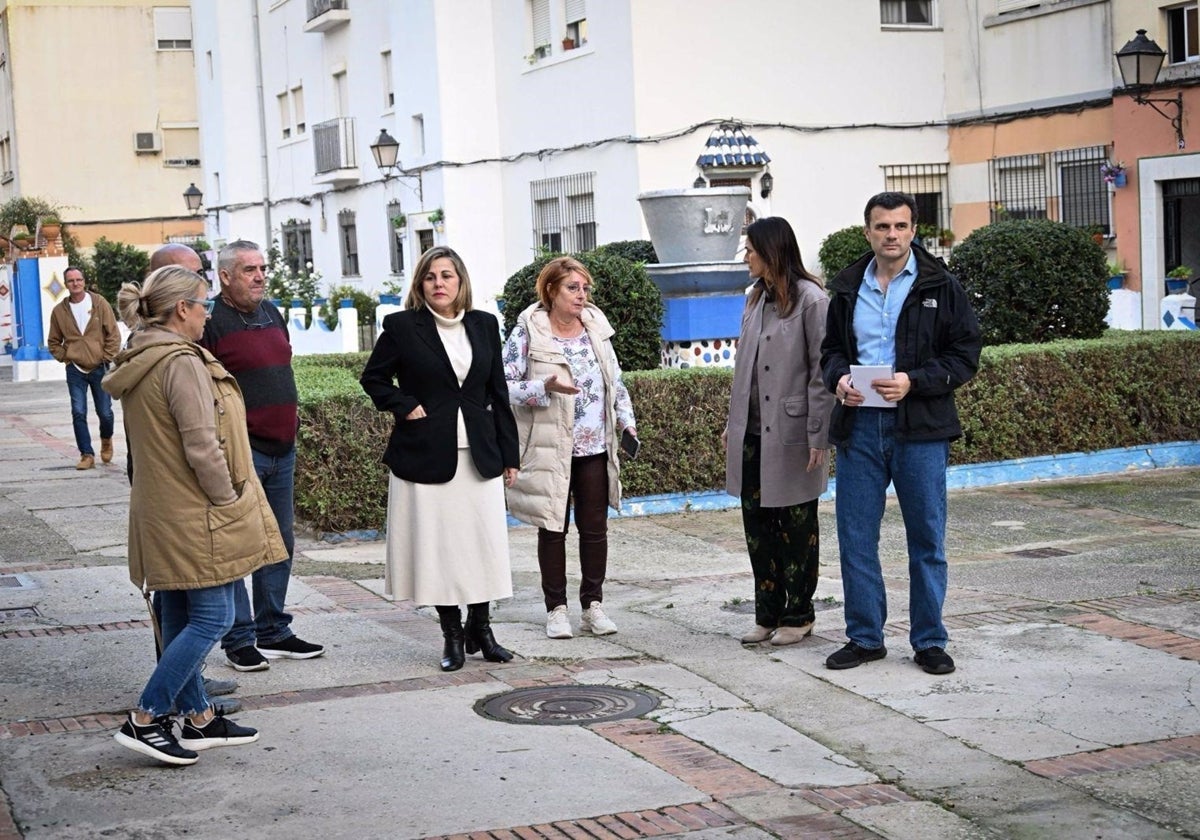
left=292, top=332, right=1200, bottom=533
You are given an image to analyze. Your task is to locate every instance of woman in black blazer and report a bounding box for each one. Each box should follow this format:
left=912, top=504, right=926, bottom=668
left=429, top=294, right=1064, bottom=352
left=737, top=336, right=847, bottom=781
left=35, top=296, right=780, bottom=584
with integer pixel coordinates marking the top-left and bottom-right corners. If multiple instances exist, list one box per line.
left=360, top=246, right=519, bottom=672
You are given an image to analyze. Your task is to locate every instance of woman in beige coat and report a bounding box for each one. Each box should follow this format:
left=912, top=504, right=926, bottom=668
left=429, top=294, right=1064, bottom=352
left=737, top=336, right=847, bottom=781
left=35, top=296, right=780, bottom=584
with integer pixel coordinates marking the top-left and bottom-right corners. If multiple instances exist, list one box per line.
left=724, top=218, right=835, bottom=646
left=103, top=266, right=285, bottom=766
left=503, top=257, right=637, bottom=640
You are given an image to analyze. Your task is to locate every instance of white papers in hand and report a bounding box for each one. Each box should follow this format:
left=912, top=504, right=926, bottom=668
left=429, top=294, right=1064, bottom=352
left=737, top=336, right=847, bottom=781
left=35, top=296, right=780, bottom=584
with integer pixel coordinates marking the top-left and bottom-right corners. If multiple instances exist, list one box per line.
left=850, top=365, right=895, bottom=409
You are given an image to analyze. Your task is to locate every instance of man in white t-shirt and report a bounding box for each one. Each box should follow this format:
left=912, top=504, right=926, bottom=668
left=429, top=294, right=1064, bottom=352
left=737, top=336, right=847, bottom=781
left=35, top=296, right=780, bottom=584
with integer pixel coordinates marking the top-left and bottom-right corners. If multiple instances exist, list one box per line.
left=47, top=267, right=121, bottom=470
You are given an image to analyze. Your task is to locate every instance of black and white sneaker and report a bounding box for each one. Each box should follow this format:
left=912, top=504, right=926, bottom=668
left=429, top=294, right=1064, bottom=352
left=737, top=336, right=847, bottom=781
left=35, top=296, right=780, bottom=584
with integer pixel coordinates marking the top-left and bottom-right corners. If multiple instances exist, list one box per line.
left=113, top=714, right=199, bottom=766
left=226, top=645, right=270, bottom=671
left=258, top=636, right=325, bottom=660
left=179, top=712, right=260, bottom=751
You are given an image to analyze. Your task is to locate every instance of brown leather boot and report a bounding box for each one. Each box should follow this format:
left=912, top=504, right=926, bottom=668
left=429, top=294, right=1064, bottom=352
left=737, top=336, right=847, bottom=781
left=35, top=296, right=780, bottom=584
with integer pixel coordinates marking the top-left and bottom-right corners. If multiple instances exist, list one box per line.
left=100, top=438, right=113, bottom=464
left=76, top=454, right=95, bottom=471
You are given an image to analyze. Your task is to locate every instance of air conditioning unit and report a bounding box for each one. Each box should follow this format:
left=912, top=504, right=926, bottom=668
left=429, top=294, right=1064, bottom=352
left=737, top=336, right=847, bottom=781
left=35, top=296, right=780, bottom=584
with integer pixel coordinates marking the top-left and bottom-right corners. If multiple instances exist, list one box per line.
left=133, top=132, right=161, bottom=154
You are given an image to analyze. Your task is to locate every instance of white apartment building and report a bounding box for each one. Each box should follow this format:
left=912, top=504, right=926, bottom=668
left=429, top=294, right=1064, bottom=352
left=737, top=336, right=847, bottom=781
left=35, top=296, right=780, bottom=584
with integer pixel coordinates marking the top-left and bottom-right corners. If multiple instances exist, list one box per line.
left=191, top=0, right=951, bottom=305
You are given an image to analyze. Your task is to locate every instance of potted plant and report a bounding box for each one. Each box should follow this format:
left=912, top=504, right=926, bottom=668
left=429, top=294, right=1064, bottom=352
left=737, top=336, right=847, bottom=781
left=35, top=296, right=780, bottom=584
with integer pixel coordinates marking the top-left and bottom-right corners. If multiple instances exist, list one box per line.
left=1085, top=225, right=1105, bottom=246
left=938, top=227, right=956, bottom=248
left=391, top=214, right=407, bottom=230
left=916, top=223, right=938, bottom=246
left=562, top=32, right=576, bottom=50
left=1166, top=265, right=1192, bottom=294
left=39, top=215, right=62, bottom=241
left=429, top=208, right=444, bottom=232
left=1101, top=160, right=1127, bottom=188
left=12, top=231, right=34, bottom=249
left=1106, top=260, right=1127, bottom=291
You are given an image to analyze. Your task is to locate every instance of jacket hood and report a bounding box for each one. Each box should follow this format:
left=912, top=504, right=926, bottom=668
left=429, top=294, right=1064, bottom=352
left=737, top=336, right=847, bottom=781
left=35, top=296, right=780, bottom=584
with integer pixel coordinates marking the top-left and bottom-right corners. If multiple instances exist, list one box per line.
left=828, top=242, right=949, bottom=295
left=103, top=328, right=199, bottom=399
left=517, top=301, right=615, bottom=341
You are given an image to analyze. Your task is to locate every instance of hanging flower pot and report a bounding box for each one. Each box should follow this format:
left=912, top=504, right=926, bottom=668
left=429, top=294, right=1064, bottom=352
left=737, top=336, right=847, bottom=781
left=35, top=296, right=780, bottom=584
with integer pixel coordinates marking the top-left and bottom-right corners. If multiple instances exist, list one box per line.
left=1113, top=172, right=1127, bottom=188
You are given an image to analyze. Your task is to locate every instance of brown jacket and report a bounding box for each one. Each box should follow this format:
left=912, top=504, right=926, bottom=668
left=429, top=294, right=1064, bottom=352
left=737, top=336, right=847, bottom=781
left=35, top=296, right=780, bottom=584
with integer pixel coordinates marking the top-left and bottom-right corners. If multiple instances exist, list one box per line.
left=102, top=328, right=286, bottom=591
left=47, top=291, right=120, bottom=371
left=725, top=279, right=835, bottom=507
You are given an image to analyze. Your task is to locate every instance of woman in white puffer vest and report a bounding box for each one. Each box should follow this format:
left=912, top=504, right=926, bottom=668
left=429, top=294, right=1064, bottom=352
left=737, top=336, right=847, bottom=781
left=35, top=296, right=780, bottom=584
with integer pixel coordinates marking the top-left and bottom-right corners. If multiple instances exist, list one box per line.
left=502, top=257, right=638, bottom=640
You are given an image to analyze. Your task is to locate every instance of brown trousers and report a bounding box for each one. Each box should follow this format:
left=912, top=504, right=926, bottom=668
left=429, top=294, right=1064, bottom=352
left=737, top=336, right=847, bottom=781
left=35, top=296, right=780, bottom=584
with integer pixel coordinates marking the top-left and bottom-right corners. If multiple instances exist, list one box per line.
left=537, top=452, right=608, bottom=611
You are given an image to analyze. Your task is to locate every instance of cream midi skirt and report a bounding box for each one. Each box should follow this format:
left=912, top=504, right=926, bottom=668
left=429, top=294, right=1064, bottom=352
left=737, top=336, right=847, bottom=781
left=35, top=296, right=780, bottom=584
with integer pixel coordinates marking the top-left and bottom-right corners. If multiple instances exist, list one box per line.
left=384, top=448, right=513, bottom=606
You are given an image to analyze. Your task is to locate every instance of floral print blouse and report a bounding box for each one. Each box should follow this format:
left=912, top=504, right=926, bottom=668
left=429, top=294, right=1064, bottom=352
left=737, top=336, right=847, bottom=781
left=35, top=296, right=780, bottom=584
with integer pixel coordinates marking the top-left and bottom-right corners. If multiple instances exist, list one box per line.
left=503, top=322, right=635, bottom=457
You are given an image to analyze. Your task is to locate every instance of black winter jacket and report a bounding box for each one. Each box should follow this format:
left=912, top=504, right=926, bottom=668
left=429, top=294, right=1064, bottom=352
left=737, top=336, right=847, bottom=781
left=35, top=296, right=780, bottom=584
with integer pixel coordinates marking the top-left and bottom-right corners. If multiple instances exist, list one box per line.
left=820, top=244, right=982, bottom=445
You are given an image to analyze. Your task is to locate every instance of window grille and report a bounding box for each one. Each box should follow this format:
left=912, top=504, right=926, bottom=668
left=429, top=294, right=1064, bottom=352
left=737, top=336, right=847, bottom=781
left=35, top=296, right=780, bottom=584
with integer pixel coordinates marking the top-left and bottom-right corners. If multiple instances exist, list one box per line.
left=881, top=163, right=949, bottom=229
left=531, top=172, right=595, bottom=254
left=387, top=200, right=404, bottom=275
left=338, top=210, right=359, bottom=276
left=988, top=146, right=1109, bottom=233
left=281, top=220, right=313, bottom=275
left=881, top=0, right=932, bottom=26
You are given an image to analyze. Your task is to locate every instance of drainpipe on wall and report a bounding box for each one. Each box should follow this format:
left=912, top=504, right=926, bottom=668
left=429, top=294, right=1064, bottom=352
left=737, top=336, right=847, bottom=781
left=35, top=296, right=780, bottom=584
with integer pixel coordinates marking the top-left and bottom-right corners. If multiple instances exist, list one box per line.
left=250, top=0, right=272, bottom=241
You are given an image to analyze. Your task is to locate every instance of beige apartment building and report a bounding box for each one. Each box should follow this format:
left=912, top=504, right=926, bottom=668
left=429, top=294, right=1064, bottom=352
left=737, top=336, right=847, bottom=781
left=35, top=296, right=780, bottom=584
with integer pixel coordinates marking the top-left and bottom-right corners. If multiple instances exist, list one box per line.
left=0, top=0, right=202, bottom=249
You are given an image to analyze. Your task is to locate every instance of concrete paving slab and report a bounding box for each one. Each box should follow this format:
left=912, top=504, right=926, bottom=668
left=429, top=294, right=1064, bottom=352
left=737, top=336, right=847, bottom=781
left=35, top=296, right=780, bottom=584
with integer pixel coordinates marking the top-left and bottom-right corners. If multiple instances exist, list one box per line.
left=0, top=684, right=705, bottom=839
left=721, top=789, right=826, bottom=821
left=671, top=709, right=877, bottom=788
left=843, top=801, right=1003, bottom=839
left=681, top=828, right=775, bottom=840
left=785, top=623, right=1200, bottom=762
left=1116, top=601, right=1200, bottom=638
left=297, top=541, right=385, bottom=565
left=574, top=662, right=749, bottom=721
left=1028, top=470, right=1200, bottom=528
left=1069, top=759, right=1200, bottom=837
left=32, top=505, right=129, bottom=553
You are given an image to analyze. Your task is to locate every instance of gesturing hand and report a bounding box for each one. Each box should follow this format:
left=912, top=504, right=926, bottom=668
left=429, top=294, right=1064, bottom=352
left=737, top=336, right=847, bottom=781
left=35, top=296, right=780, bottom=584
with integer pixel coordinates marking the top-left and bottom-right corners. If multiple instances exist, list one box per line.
left=544, top=374, right=581, bottom=395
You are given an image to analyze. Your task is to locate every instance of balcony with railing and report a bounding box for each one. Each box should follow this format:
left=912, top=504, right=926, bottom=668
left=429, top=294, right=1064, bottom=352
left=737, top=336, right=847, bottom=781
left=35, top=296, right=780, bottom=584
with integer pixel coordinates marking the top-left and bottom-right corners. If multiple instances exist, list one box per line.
left=305, top=0, right=349, bottom=34
left=312, top=117, right=359, bottom=186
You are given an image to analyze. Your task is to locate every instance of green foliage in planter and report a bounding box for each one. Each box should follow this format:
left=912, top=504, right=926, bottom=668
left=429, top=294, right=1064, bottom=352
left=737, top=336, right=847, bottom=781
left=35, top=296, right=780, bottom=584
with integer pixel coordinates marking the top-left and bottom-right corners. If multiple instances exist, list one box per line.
left=500, top=250, right=665, bottom=371
left=619, top=368, right=732, bottom=496
left=294, top=364, right=391, bottom=534
left=592, top=239, right=658, bottom=266
left=949, top=219, right=1109, bottom=345
left=92, top=237, right=150, bottom=307
left=0, top=195, right=89, bottom=276
left=323, top=285, right=379, bottom=330
left=817, top=225, right=871, bottom=280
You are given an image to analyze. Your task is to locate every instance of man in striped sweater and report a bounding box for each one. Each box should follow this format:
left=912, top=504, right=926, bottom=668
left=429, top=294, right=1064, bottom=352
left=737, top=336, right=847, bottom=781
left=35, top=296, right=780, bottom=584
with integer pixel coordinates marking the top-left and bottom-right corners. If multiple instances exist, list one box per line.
left=203, top=240, right=325, bottom=672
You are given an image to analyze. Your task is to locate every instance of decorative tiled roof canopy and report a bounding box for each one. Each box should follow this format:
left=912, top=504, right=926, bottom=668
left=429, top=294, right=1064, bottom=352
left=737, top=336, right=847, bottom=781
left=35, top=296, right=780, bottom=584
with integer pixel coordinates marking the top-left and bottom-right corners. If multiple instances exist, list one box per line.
left=696, top=123, right=770, bottom=168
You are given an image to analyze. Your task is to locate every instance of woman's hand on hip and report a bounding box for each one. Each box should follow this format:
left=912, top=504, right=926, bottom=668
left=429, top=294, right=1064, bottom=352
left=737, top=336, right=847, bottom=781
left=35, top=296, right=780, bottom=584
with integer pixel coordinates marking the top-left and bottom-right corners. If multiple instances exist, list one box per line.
left=405, top=405, right=427, bottom=420
left=503, top=467, right=518, bottom=487
left=544, top=374, right=580, bottom=395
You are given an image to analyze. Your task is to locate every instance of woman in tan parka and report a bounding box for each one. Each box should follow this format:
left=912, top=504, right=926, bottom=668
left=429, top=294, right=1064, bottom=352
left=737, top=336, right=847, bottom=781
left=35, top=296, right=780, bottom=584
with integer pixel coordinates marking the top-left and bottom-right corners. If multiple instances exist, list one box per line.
left=102, top=266, right=285, bottom=767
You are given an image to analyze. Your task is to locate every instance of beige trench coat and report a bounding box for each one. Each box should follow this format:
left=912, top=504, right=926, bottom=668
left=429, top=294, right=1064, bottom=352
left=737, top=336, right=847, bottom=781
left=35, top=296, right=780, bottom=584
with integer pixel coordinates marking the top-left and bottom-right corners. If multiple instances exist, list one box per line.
left=725, top=279, right=835, bottom=507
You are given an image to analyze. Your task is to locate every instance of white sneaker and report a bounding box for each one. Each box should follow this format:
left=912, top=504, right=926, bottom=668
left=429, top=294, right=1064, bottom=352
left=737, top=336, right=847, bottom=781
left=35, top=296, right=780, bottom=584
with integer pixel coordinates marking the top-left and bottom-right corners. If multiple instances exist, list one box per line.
left=546, top=605, right=573, bottom=639
left=580, top=601, right=618, bottom=635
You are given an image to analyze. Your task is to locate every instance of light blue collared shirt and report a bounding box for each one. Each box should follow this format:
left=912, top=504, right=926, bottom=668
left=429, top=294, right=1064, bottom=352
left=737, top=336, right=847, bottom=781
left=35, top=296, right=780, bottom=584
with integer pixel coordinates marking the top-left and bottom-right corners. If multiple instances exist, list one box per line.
left=853, top=249, right=918, bottom=368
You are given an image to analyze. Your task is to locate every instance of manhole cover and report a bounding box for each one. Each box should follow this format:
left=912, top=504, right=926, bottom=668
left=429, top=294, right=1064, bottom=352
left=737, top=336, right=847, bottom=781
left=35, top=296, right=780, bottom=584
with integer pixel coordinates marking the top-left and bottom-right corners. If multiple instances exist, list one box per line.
left=1006, top=547, right=1075, bottom=559
left=0, top=607, right=40, bottom=623
left=475, top=685, right=659, bottom=726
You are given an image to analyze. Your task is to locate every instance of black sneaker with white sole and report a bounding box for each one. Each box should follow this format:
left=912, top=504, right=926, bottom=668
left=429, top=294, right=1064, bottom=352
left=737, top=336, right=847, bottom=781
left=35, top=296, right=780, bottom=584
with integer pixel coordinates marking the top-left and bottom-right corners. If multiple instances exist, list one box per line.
left=258, top=636, right=325, bottom=660
left=113, top=714, right=199, bottom=766
left=226, top=645, right=270, bottom=672
left=179, top=712, right=259, bottom=750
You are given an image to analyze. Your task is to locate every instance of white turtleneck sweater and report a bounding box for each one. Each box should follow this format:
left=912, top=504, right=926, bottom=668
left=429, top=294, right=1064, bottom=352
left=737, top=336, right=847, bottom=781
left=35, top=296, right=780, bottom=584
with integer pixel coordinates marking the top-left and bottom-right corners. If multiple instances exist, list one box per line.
left=429, top=305, right=471, bottom=448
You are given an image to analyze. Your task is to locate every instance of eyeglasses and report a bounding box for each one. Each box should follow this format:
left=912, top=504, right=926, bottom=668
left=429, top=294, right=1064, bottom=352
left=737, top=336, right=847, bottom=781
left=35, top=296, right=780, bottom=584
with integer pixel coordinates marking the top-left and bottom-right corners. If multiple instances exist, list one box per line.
left=237, top=304, right=273, bottom=329
left=184, top=298, right=215, bottom=315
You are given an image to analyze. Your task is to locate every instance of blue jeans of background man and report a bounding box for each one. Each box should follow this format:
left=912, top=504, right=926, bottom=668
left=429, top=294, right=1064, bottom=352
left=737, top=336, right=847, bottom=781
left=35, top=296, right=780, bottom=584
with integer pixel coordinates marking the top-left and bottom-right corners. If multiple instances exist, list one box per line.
left=139, top=582, right=237, bottom=717
left=66, top=363, right=114, bottom=456
left=222, top=447, right=296, bottom=651
left=835, top=407, right=950, bottom=653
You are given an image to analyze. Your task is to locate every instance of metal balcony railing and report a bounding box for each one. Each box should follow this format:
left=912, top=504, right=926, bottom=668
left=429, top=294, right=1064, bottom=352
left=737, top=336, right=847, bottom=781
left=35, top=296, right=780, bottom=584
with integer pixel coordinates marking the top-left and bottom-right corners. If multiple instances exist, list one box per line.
left=307, top=0, right=348, bottom=22
left=313, top=117, right=356, bottom=174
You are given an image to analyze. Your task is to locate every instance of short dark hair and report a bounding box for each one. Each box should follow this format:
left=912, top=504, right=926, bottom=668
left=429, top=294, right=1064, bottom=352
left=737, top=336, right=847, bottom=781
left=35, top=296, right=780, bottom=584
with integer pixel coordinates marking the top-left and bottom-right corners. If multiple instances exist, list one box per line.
left=64, top=266, right=86, bottom=280
left=864, top=192, right=918, bottom=226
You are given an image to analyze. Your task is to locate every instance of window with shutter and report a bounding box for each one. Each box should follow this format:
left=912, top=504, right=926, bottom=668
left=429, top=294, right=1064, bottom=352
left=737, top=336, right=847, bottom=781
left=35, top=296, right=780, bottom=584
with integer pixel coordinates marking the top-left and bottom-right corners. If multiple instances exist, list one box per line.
left=153, top=7, right=192, bottom=50
left=880, top=0, right=932, bottom=26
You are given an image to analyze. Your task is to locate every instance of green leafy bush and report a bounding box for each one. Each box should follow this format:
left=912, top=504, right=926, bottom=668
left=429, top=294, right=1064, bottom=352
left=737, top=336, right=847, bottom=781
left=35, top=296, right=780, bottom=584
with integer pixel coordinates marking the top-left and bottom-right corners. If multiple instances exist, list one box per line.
left=592, top=239, right=658, bottom=265
left=949, top=219, right=1109, bottom=344
left=91, top=237, right=150, bottom=306
left=323, top=285, right=379, bottom=330
left=817, top=225, right=871, bottom=280
left=500, top=251, right=665, bottom=371
left=0, top=196, right=90, bottom=283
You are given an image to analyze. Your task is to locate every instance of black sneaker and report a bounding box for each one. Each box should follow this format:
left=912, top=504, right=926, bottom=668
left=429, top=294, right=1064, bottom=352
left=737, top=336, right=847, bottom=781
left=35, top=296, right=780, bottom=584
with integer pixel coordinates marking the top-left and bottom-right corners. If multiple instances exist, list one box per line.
left=179, top=712, right=259, bottom=751
left=226, top=645, right=270, bottom=672
left=259, top=636, right=325, bottom=660
left=825, top=642, right=888, bottom=670
left=113, top=714, right=199, bottom=766
left=914, top=646, right=956, bottom=674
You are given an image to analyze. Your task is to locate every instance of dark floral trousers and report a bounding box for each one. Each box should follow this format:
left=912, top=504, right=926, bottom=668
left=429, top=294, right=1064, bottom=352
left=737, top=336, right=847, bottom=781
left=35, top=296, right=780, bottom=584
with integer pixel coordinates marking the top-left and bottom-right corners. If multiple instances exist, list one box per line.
left=740, top=434, right=820, bottom=628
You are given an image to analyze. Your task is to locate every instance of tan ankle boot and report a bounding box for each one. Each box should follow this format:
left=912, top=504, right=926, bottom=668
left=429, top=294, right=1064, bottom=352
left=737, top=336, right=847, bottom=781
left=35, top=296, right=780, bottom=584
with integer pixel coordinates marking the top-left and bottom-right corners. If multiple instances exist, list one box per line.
left=75, top=454, right=95, bottom=471
left=100, top=438, right=113, bottom=464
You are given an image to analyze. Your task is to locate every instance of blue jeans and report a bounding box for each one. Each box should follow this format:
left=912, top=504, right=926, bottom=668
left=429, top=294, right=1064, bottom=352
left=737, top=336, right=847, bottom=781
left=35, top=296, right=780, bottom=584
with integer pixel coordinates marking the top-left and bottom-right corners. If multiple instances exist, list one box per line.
left=835, top=408, right=950, bottom=652
left=139, top=583, right=237, bottom=717
left=222, top=447, right=296, bottom=651
left=66, top=364, right=114, bottom=455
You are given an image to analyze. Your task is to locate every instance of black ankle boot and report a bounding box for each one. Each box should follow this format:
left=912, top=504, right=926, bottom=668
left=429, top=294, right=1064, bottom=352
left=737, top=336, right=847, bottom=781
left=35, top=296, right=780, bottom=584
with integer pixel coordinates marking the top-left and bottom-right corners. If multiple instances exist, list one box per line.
left=465, top=603, right=514, bottom=663
left=437, top=607, right=465, bottom=672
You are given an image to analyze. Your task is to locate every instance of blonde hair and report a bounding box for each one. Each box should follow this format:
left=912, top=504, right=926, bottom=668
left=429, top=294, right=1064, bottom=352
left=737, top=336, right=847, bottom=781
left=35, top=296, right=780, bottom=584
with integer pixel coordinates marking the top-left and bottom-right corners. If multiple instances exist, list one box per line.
left=536, top=256, right=591, bottom=309
left=405, top=245, right=474, bottom=313
left=116, top=265, right=207, bottom=330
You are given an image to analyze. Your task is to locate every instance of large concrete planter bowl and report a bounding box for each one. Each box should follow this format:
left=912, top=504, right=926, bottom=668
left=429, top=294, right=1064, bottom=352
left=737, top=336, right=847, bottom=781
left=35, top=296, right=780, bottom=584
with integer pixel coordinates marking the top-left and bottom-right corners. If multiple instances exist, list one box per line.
left=637, top=187, right=750, bottom=264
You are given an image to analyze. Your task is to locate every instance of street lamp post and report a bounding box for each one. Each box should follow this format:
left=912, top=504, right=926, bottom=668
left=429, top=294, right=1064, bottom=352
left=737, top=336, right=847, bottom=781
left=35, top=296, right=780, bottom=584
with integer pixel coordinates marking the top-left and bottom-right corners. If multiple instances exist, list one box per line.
left=1116, top=29, right=1186, bottom=150
left=183, top=182, right=204, bottom=215
left=370, top=128, right=401, bottom=178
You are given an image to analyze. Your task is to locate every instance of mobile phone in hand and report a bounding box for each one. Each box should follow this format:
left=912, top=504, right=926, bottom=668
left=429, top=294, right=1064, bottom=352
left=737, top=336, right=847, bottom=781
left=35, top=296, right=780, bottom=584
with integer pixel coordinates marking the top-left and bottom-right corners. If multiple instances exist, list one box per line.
left=620, top=428, right=640, bottom=460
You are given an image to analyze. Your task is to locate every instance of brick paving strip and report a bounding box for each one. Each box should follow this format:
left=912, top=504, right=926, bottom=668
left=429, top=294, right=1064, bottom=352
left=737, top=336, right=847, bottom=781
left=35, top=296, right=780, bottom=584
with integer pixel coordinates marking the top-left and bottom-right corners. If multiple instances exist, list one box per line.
left=1025, top=734, right=1200, bottom=779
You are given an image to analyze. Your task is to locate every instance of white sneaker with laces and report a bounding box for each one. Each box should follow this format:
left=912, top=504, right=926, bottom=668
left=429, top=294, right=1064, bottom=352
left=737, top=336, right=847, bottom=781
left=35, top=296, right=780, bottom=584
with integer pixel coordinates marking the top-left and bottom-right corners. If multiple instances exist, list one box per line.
left=580, top=601, right=618, bottom=635
left=546, top=605, right=573, bottom=639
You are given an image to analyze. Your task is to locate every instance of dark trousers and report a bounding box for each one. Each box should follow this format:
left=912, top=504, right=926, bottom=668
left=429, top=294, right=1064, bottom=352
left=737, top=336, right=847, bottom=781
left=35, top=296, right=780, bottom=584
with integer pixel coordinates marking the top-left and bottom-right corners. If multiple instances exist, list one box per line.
left=740, top=434, right=819, bottom=628
left=537, top=452, right=608, bottom=611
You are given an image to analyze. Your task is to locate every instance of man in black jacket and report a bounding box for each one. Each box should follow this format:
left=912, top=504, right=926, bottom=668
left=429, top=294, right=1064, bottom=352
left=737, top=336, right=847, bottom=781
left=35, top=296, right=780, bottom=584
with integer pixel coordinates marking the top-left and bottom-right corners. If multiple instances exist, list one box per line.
left=820, top=192, right=981, bottom=675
